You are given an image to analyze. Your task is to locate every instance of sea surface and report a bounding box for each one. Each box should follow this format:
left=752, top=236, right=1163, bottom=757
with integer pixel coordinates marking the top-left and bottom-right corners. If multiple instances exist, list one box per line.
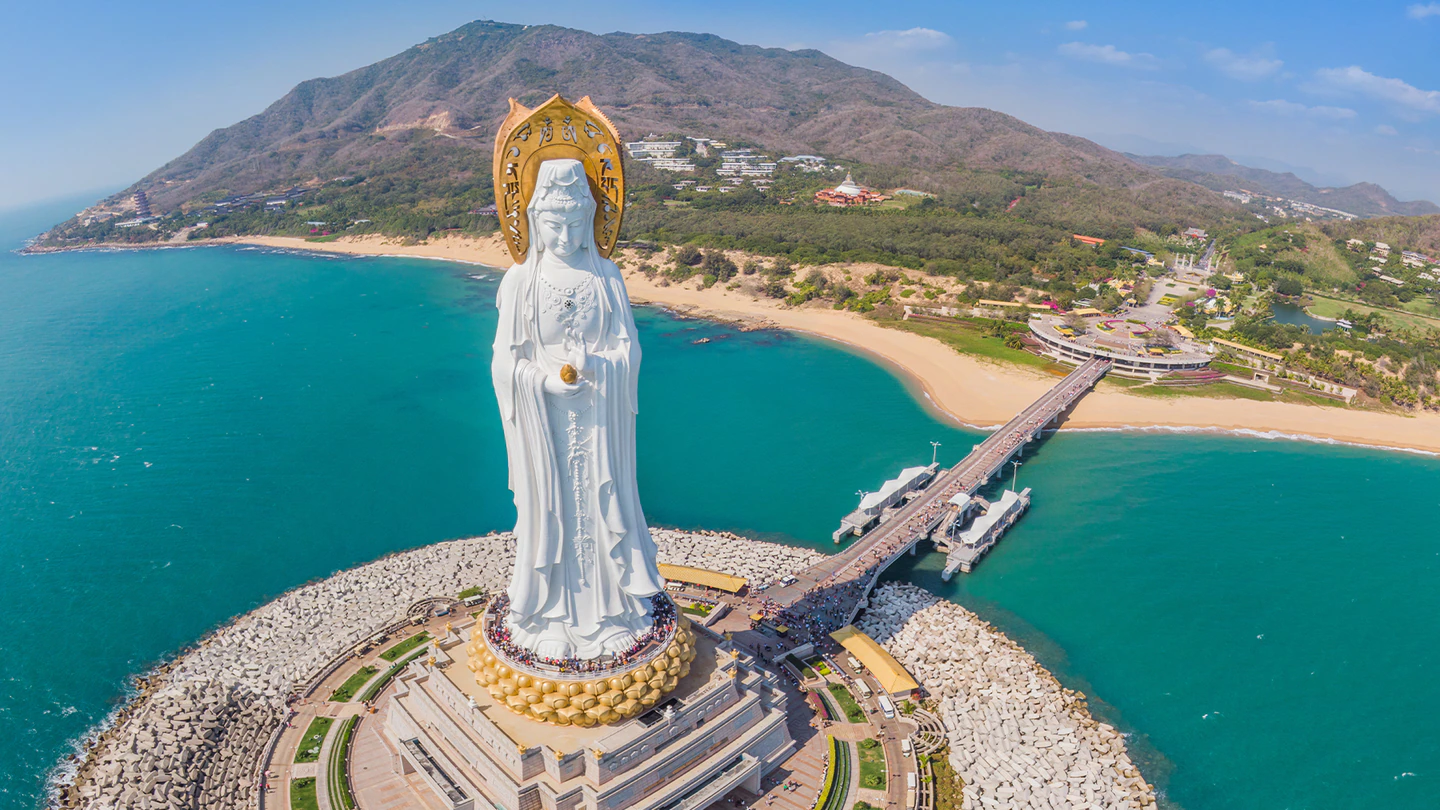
left=2, top=199, right=1438, bottom=810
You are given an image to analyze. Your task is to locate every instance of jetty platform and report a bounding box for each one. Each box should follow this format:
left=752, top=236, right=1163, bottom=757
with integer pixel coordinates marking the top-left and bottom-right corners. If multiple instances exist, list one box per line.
left=938, top=487, right=1033, bottom=578
left=760, top=358, right=1110, bottom=642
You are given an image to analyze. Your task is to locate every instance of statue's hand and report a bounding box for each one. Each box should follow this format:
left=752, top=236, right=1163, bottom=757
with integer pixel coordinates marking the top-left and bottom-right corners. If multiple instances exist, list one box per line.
left=568, top=343, right=589, bottom=374
left=543, top=373, right=588, bottom=398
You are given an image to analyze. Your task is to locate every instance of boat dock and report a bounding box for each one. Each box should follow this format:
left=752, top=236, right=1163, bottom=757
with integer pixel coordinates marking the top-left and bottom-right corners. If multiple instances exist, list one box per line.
left=765, top=357, right=1111, bottom=617
left=937, top=487, right=1033, bottom=577
left=833, top=463, right=939, bottom=542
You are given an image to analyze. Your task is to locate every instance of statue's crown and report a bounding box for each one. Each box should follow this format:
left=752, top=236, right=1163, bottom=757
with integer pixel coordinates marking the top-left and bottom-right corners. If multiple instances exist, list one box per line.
left=492, top=95, right=624, bottom=263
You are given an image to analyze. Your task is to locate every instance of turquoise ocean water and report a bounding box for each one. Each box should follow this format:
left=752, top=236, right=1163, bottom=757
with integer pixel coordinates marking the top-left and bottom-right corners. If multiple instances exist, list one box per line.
left=2, top=199, right=1438, bottom=809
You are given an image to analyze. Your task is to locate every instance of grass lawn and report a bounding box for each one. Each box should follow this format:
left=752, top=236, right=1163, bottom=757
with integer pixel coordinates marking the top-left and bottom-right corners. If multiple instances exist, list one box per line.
left=290, top=778, right=319, bottom=810
left=293, top=716, right=333, bottom=764
left=380, top=632, right=431, bottom=662
left=827, top=683, right=866, bottom=723
left=876, top=317, right=1061, bottom=372
left=326, top=716, right=358, bottom=810
left=816, top=737, right=853, bottom=810
left=359, top=649, right=429, bottom=703
left=1113, top=380, right=1275, bottom=402
left=1209, top=360, right=1258, bottom=377
left=1309, top=293, right=1440, bottom=335
left=329, top=666, right=379, bottom=703
left=1109, top=378, right=1354, bottom=410
left=1401, top=296, right=1440, bottom=318
left=856, top=738, right=887, bottom=790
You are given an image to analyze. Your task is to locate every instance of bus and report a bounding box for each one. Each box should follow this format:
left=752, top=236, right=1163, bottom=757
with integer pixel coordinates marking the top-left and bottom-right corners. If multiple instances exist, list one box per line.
left=854, top=679, right=873, bottom=699
left=901, top=738, right=913, bottom=758
left=878, top=695, right=896, bottom=720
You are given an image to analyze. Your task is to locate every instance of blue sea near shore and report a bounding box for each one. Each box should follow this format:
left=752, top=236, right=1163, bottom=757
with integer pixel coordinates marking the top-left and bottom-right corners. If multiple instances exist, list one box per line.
left=2, top=199, right=1439, bottom=810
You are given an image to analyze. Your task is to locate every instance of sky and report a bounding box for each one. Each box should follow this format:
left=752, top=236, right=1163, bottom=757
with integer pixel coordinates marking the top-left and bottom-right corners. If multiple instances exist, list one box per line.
left=3, top=0, right=1440, bottom=210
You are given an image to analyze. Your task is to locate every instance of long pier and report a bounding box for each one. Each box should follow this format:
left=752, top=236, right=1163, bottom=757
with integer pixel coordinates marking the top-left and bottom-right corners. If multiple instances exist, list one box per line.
left=762, top=358, right=1110, bottom=638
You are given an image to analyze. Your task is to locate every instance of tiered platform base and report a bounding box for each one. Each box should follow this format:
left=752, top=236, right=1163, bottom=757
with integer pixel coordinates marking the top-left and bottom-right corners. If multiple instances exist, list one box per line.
left=466, top=616, right=697, bottom=726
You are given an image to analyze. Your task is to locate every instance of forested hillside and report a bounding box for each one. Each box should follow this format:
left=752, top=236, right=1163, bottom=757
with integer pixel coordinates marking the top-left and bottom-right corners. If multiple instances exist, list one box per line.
left=38, top=19, right=1254, bottom=255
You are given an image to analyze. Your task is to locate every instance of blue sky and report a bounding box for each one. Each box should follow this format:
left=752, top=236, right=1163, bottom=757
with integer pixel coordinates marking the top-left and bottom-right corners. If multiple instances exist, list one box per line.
left=4, top=0, right=1440, bottom=209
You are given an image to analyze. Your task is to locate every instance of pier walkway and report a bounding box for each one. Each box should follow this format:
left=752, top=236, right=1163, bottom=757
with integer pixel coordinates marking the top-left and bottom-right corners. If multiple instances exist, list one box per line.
left=756, top=358, right=1110, bottom=645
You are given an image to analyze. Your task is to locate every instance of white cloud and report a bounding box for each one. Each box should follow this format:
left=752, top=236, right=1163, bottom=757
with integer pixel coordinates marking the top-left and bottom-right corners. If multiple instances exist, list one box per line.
left=859, top=28, right=953, bottom=51
left=1407, top=3, right=1440, bottom=19
left=1248, top=99, right=1357, bottom=120
left=1314, top=65, right=1440, bottom=114
left=1375, top=124, right=1399, bottom=135
left=1064, top=20, right=1088, bottom=31
left=1204, top=48, right=1283, bottom=81
left=1057, top=42, right=1158, bottom=69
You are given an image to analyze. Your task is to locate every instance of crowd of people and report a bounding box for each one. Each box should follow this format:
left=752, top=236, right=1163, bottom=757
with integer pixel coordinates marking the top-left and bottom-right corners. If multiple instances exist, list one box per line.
left=483, top=593, right=678, bottom=675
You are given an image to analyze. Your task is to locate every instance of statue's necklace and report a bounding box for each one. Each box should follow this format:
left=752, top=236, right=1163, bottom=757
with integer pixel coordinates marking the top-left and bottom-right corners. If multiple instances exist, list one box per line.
left=538, top=272, right=597, bottom=331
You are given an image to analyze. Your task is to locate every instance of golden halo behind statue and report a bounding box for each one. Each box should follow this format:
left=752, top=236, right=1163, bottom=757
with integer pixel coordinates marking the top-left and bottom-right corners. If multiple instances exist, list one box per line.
left=492, top=94, right=625, bottom=264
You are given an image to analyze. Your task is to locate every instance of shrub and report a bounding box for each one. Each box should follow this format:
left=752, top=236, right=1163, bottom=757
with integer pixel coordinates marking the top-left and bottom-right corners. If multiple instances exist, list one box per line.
left=673, top=244, right=703, bottom=266
left=700, top=250, right=737, bottom=281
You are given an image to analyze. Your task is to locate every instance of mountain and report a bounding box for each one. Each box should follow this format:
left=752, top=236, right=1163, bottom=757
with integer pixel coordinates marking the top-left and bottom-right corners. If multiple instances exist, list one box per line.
left=42, top=19, right=1261, bottom=253
left=1126, top=153, right=1439, bottom=218
left=78, top=23, right=1220, bottom=208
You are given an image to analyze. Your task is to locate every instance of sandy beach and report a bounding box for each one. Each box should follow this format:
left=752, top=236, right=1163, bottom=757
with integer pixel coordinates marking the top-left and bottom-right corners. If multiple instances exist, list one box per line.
left=223, top=233, right=1440, bottom=453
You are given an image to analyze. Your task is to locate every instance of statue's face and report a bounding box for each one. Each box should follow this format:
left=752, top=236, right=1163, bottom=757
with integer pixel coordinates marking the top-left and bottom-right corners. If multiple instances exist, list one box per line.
left=537, top=210, right=588, bottom=258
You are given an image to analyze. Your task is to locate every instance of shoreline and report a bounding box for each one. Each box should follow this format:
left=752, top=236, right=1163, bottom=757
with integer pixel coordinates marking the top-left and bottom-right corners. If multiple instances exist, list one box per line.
left=26, top=232, right=1440, bottom=454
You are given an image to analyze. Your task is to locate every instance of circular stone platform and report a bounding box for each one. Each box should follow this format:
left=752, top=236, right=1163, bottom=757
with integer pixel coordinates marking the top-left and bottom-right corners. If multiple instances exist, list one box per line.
left=466, top=593, right=697, bottom=726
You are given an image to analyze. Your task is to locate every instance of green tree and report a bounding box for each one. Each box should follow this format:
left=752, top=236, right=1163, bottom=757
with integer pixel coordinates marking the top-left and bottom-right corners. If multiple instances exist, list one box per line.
left=1274, top=277, right=1304, bottom=297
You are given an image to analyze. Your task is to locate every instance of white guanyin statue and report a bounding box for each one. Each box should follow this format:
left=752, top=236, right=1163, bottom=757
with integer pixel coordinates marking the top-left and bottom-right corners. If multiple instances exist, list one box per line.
left=491, top=157, right=664, bottom=660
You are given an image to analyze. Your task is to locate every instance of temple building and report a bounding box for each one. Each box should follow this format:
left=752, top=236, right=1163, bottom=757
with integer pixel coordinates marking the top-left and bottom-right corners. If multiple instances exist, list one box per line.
left=813, top=173, right=888, bottom=206
left=381, top=618, right=796, bottom=810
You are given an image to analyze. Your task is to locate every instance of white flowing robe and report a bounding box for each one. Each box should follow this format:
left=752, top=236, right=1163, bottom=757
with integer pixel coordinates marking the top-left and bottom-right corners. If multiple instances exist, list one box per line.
left=492, top=252, right=663, bottom=658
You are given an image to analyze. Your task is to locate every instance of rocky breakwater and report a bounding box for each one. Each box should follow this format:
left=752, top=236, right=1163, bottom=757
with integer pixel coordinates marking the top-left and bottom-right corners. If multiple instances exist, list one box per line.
left=51, top=530, right=820, bottom=810
left=651, top=528, right=824, bottom=584
left=859, top=584, right=1156, bottom=810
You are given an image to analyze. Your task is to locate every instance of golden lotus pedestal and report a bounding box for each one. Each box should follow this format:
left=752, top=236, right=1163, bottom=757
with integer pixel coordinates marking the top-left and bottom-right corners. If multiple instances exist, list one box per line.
left=466, top=618, right=698, bottom=727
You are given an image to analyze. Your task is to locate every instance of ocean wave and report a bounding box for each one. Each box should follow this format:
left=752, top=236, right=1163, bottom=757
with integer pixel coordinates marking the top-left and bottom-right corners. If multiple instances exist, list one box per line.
left=1056, top=424, right=1439, bottom=457
left=43, top=688, right=136, bottom=805
left=362, top=252, right=500, bottom=268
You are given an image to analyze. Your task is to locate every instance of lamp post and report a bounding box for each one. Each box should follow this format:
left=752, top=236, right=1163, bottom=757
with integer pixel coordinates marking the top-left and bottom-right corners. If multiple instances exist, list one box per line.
left=930, top=441, right=941, bottom=466
left=1010, top=460, right=1022, bottom=492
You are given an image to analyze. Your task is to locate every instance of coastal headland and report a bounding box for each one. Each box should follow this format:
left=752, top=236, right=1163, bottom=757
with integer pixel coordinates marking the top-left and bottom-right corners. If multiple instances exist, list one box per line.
left=48, top=529, right=1154, bottom=810
left=138, top=232, right=1440, bottom=454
